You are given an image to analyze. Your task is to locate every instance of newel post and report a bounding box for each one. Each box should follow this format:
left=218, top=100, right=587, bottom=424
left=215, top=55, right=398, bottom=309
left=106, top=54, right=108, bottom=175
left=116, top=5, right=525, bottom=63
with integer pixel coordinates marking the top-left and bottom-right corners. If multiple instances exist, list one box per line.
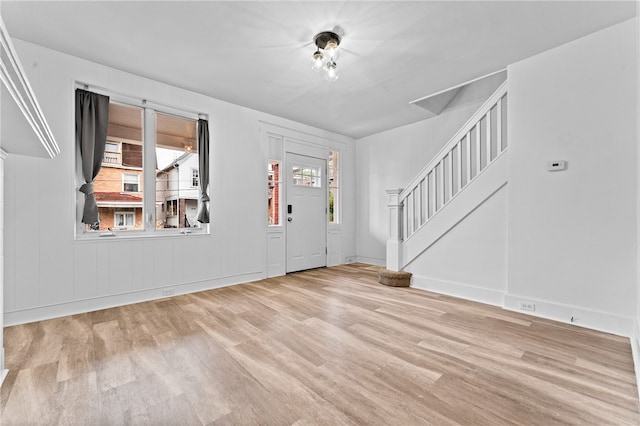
left=386, top=188, right=404, bottom=271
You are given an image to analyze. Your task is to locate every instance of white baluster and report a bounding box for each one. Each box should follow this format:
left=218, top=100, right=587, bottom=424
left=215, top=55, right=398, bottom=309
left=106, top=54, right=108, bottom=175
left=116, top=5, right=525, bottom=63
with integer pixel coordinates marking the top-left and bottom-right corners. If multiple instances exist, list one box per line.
left=465, top=131, right=471, bottom=185
left=475, top=124, right=481, bottom=175
left=486, top=109, right=492, bottom=164
left=497, top=98, right=503, bottom=155
left=456, top=141, right=462, bottom=193
left=447, top=151, right=453, bottom=202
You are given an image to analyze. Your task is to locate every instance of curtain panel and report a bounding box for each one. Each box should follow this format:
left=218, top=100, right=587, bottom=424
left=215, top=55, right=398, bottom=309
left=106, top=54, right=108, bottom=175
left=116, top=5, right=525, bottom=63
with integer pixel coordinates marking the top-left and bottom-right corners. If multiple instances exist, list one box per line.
left=76, top=89, right=110, bottom=224
left=197, top=119, right=210, bottom=223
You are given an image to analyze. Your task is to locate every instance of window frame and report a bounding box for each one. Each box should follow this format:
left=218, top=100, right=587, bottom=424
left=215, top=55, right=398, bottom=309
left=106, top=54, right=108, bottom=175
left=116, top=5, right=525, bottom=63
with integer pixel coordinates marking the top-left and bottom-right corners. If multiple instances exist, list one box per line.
left=75, top=84, right=209, bottom=240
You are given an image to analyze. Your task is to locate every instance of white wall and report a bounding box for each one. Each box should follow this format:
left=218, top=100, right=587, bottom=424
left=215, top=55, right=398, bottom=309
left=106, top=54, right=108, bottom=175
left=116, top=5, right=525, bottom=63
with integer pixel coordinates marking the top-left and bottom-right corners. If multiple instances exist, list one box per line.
left=505, top=18, right=638, bottom=334
left=3, top=39, right=355, bottom=325
left=355, top=72, right=506, bottom=265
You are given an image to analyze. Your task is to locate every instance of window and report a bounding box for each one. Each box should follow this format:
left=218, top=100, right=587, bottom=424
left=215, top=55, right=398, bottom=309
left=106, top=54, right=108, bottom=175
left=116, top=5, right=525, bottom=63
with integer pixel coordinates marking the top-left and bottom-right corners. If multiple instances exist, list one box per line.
left=122, top=173, right=140, bottom=192
left=191, top=168, right=199, bottom=187
left=329, top=150, right=339, bottom=224
left=105, top=141, right=119, bottom=152
left=102, top=141, right=122, bottom=165
left=292, top=164, right=321, bottom=188
left=77, top=90, right=208, bottom=236
left=114, top=211, right=135, bottom=229
left=268, top=160, right=281, bottom=226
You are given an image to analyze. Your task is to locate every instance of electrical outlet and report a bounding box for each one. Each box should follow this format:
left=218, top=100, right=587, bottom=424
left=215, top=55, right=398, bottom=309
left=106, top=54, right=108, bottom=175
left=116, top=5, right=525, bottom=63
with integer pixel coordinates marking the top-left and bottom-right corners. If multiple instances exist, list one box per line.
left=519, top=302, right=535, bottom=311
left=162, top=288, right=175, bottom=297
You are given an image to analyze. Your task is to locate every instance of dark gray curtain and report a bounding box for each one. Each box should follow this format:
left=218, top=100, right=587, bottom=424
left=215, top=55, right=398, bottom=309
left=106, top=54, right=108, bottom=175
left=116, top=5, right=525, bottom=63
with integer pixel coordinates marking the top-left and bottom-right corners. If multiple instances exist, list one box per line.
left=76, top=89, right=110, bottom=224
left=197, top=119, right=210, bottom=223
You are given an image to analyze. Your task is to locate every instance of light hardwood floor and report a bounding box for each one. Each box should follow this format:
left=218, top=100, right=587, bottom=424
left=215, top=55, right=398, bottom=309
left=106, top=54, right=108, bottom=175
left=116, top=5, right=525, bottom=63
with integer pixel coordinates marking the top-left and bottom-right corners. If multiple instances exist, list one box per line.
left=1, top=263, right=639, bottom=425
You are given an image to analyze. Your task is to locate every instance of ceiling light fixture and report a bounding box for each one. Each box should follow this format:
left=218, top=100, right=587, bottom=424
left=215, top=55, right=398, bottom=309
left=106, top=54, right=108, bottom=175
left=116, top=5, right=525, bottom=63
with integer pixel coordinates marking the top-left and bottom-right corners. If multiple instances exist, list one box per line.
left=311, top=31, right=341, bottom=82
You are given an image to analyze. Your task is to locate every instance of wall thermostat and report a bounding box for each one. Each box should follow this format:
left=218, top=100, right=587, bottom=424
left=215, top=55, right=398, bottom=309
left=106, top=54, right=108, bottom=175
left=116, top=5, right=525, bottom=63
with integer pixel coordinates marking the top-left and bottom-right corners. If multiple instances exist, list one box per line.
left=547, top=160, right=567, bottom=171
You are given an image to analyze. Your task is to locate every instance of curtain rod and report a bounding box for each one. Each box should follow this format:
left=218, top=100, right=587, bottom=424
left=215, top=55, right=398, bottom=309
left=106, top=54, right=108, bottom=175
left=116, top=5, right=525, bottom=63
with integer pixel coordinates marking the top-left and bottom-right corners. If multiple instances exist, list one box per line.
left=75, top=81, right=208, bottom=121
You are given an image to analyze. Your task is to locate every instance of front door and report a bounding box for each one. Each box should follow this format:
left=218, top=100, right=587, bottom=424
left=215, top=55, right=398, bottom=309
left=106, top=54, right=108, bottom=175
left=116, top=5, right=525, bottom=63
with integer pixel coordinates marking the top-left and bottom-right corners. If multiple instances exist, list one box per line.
left=286, top=152, right=327, bottom=273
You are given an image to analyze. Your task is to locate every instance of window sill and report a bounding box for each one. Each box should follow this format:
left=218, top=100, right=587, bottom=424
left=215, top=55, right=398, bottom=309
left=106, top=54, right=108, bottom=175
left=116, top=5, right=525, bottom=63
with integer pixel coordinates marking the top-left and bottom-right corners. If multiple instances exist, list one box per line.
left=75, top=228, right=209, bottom=242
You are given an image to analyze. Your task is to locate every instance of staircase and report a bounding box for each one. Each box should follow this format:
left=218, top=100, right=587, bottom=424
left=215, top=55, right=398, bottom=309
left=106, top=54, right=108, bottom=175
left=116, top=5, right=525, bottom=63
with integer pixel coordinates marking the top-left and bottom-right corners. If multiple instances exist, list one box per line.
left=386, top=81, right=508, bottom=271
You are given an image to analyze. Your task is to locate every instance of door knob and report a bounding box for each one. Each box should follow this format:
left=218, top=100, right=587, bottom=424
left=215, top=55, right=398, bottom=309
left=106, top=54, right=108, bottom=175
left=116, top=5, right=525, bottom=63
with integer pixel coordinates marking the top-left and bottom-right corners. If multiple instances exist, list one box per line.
left=287, top=217, right=293, bottom=222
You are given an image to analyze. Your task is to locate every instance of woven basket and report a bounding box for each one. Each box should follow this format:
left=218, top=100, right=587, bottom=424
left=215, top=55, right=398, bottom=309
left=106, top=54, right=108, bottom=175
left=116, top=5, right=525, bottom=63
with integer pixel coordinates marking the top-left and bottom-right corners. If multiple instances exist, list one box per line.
left=378, top=269, right=412, bottom=287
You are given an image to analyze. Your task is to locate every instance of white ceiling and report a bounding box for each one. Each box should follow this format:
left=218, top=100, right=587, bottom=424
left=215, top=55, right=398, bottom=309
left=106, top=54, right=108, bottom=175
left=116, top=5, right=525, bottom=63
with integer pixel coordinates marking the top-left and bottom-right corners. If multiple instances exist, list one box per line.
left=2, top=1, right=636, bottom=139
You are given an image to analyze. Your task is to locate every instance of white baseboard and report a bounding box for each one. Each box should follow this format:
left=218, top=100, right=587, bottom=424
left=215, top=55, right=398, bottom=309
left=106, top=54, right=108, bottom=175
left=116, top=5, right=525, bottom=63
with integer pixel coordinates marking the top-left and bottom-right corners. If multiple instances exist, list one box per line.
left=356, top=256, right=386, bottom=267
left=503, top=294, right=634, bottom=338
left=410, top=275, right=505, bottom=306
left=4, top=272, right=263, bottom=326
left=410, top=275, right=634, bottom=339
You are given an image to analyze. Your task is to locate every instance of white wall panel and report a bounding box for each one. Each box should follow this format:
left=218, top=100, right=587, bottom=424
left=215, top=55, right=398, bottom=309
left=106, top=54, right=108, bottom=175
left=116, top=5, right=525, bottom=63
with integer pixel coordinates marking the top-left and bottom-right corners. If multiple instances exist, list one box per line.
left=73, top=244, right=97, bottom=301
left=109, top=244, right=134, bottom=295
left=95, top=244, right=110, bottom=297
left=267, top=232, right=284, bottom=277
left=131, top=239, right=147, bottom=291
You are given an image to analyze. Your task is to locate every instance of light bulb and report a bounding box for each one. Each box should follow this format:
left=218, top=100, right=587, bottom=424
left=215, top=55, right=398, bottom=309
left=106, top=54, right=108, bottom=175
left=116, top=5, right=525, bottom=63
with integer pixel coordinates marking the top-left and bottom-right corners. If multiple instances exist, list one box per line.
left=324, top=61, right=339, bottom=82
left=323, top=40, right=340, bottom=61
left=310, top=50, right=324, bottom=71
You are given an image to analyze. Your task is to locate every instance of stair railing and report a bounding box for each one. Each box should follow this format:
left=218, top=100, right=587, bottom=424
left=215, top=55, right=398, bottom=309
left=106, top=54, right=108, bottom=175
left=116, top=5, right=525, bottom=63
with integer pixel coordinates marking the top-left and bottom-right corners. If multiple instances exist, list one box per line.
left=386, top=81, right=508, bottom=271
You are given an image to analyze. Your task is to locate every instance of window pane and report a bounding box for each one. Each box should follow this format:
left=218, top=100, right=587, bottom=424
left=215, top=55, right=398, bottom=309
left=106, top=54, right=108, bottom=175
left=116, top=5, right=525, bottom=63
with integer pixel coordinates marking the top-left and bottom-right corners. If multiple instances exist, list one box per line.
left=292, top=164, right=321, bottom=188
left=329, top=150, right=339, bottom=224
left=155, top=112, right=199, bottom=229
left=89, top=102, right=144, bottom=232
left=268, top=160, right=281, bottom=225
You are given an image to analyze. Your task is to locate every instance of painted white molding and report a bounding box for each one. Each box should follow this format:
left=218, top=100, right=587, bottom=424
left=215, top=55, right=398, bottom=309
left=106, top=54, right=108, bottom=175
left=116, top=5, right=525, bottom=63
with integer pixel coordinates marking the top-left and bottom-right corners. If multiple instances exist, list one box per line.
left=356, top=256, right=386, bottom=267
left=0, top=148, right=6, bottom=160
left=503, top=294, right=634, bottom=338
left=0, top=16, right=59, bottom=158
left=4, top=271, right=263, bottom=326
left=411, top=275, right=505, bottom=307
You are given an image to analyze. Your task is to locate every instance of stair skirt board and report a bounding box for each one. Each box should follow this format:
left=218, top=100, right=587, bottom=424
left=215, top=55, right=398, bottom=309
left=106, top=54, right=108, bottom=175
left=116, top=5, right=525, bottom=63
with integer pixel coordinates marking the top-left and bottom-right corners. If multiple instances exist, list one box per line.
left=410, top=275, right=633, bottom=338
